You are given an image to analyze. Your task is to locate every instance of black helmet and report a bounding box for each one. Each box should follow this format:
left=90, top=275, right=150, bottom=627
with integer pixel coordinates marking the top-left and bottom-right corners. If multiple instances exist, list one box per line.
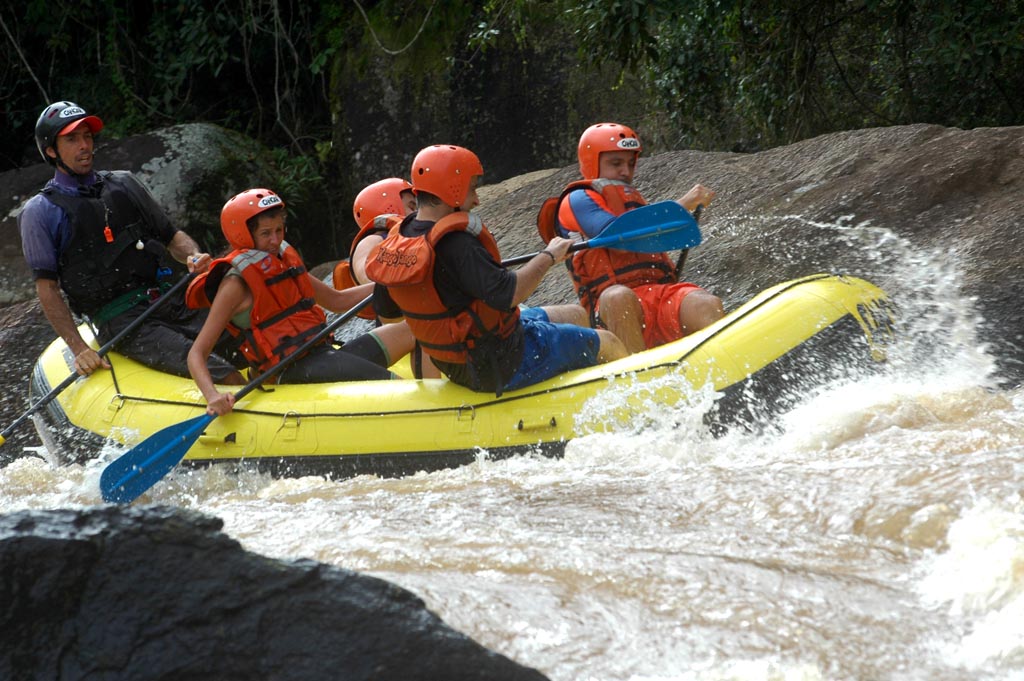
left=34, top=101, right=104, bottom=165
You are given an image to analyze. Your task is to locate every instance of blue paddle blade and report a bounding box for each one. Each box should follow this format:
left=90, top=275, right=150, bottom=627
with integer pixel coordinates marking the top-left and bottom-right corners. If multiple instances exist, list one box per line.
left=100, top=413, right=214, bottom=504
left=502, top=200, right=704, bottom=268
left=587, top=200, right=702, bottom=253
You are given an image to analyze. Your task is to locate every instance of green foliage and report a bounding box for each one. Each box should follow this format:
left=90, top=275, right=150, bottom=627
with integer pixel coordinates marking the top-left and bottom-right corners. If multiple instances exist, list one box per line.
left=268, top=147, right=324, bottom=202
left=3, top=0, right=1023, bottom=242
left=266, top=147, right=325, bottom=247
left=567, top=0, right=1024, bottom=150
left=566, top=0, right=676, bottom=68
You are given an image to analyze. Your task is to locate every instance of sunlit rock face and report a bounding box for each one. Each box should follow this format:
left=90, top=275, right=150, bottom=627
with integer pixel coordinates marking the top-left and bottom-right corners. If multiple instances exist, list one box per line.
left=477, top=124, right=1024, bottom=385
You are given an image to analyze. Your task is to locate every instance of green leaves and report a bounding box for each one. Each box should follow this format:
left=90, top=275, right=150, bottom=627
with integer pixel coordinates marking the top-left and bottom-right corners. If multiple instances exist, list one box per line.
left=3, top=0, right=1023, bottom=193
left=568, top=0, right=1024, bottom=150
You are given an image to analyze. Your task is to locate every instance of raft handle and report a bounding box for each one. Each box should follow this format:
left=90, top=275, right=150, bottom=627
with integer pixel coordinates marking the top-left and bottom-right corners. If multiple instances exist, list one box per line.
left=197, top=432, right=237, bottom=445
left=277, top=411, right=301, bottom=432
left=517, top=416, right=557, bottom=431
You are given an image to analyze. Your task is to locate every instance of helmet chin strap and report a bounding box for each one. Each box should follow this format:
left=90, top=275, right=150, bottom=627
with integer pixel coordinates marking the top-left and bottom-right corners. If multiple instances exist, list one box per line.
left=55, top=155, right=79, bottom=178
left=54, top=149, right=97, bottom=190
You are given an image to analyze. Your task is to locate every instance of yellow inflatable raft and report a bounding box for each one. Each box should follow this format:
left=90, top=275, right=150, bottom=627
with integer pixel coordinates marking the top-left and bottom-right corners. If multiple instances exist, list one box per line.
left=29, top=273, right=894, bottom=477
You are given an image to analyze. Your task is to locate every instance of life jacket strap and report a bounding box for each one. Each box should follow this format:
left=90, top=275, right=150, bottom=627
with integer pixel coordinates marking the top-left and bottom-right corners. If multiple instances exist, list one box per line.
left=254, top=297, right=317, bottom=331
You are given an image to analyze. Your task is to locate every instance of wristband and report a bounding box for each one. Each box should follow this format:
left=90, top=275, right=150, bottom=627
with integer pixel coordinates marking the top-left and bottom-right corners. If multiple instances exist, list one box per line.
left=539, top=250, right=556, bottom=265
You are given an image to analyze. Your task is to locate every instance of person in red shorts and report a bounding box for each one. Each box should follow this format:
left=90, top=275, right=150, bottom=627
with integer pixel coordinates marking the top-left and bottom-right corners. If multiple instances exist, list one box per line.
left=538, top=122, right=724, bottom=353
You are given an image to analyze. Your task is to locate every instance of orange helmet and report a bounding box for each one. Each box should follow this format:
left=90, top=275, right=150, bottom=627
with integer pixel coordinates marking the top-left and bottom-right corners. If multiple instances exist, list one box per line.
left=577, top=122, right=642, bottom=179
left=220, top=188, right=285, bottom=249
left=352, top=178, right=413, bottom=229
left=410, top=145, right=483, bottom=209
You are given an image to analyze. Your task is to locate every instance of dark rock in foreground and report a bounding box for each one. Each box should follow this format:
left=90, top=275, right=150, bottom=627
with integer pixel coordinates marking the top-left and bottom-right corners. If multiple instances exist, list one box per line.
left=0, top=506, right=549, bottom=681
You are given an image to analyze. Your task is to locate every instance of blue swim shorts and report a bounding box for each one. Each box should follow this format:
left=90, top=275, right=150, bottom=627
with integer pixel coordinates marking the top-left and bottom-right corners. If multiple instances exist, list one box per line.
left=503, top=307, right=601, bottom=391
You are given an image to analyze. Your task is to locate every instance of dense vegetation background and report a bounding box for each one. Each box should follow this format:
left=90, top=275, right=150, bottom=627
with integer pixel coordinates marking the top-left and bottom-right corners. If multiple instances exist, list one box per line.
left=3, top=0, right=1022, bottom=256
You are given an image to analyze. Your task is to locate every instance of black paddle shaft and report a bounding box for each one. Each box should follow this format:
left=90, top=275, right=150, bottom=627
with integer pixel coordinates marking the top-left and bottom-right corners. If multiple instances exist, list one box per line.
left=1, top=258, right=195, bottom=445
left=673, top=204, right=704, bottom=279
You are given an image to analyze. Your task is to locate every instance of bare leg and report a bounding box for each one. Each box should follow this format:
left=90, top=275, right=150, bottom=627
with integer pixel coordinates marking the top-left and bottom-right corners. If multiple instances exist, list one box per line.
left=596, top=285, right=646, bottom=354
left=418, top=348, right=442, bottom=378
left=371, top=322, right=443, bottom=378
left=542, top=303, right=589, bottom=327
left=370, top=322, right=415, bottom=364
left=595, top=329, right=628, bottom=363
left=221, top=371, right=246, bottom=386
left=679, top=291, right=725, bottom=335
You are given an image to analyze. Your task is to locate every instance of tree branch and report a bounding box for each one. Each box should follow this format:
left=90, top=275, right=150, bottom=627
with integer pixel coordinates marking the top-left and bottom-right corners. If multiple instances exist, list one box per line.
left=0, top=14, right=49, bottom=103
left=352, top=0, right=437, bottom=56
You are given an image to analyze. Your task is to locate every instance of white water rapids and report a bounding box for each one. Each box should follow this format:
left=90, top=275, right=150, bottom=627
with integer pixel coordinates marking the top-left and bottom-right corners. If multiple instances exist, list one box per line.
left=2, top=217, right=1022, bottom=681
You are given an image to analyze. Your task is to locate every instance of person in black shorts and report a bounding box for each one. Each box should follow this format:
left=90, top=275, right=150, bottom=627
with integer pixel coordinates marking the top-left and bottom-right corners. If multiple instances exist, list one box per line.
left=186, top=188, right=417, bottom=415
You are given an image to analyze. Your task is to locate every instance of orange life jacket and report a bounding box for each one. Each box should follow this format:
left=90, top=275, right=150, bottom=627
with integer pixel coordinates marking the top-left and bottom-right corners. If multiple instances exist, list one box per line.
left=364, top=212, right=520, bottom=365
left=332, top=214, right=401, bottom=320
left=187, top=242, right=326, bottom=372
left=536, top=179, right=676, bottom=313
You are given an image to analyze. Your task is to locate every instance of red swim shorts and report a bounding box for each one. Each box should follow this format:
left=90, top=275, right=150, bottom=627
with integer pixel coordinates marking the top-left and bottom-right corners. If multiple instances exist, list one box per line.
left=633, top=282, right=703, bottom=348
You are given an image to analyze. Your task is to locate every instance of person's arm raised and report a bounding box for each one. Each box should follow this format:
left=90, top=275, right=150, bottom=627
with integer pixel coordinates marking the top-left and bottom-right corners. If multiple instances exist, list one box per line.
left=677, top=184, right=715, bottom=213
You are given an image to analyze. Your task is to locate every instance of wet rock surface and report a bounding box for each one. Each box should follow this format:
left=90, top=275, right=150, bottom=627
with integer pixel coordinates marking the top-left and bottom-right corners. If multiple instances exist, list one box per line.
left=0, top=505, right=549, bottom=681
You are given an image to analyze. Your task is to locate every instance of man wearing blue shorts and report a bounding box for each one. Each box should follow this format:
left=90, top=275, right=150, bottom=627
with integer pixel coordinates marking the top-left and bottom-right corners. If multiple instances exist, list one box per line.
left=366, top=144, right=626, bottom=395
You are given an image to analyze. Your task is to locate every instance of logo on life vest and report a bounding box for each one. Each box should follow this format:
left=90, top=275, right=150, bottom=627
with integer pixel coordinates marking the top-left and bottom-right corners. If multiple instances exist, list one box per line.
left=258, top=195, right=282, bottom=209
left=374, top=248, right=417, bottom=267
left=617, top=138, right=640, bottom=150
left=59, top=106, right=87, bottom=119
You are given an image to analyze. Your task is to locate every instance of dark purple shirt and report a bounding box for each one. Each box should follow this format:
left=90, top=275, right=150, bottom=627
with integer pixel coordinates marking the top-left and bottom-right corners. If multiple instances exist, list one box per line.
left=18, top=171, right=101, bottom=280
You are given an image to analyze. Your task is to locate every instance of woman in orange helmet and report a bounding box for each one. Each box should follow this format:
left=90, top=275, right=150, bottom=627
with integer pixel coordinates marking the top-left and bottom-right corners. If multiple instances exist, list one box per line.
left=334, top=177, right=416, bottom=292
left=332, top=178, right=442, bottom=378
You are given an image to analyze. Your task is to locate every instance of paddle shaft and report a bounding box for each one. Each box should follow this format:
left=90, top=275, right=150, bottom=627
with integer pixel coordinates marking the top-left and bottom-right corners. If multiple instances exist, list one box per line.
left=232, top=294, right=374, bottom=403
left=673, top=204, right=704, bottom=279
left=0, top=269, right=195, bottom=446
left=100, top=294, right=374, bottom=503
left=501, top=238, right=591, bottom=268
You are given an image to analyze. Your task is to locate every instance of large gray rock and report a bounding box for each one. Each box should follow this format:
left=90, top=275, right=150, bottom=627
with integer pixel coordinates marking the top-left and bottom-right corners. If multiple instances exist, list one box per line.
left=0, top=505, right=549, bottom=681
left=0, top=298, right=50, bottom=458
